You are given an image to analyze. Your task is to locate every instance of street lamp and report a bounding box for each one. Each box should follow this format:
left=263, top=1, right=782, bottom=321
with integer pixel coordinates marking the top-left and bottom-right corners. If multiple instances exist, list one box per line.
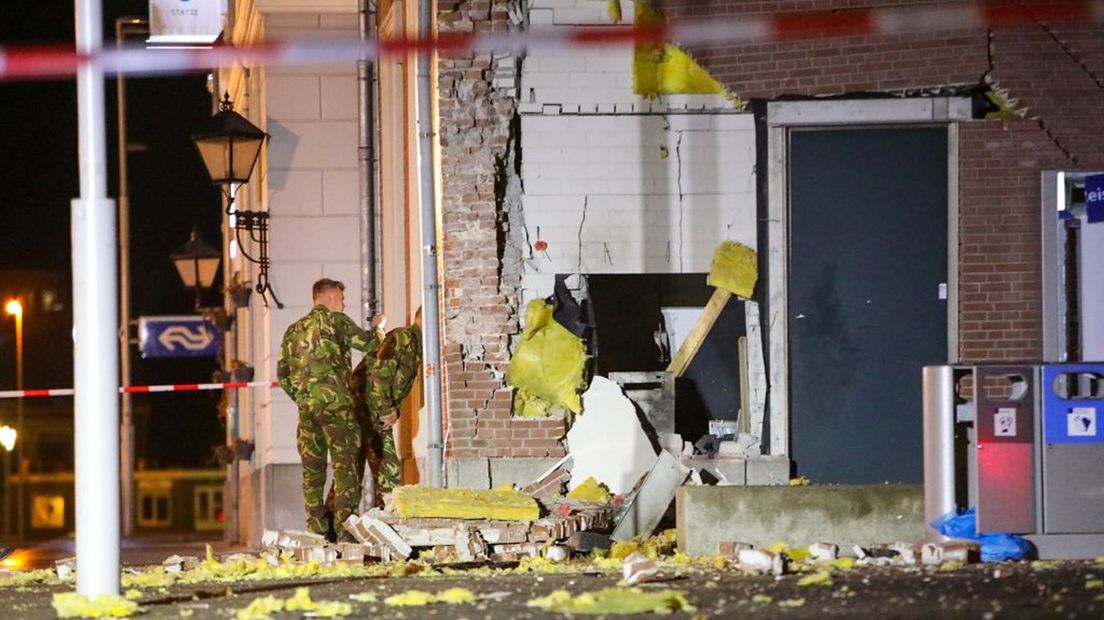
left=191, top=94, right=282, bottom=308
left=170, top=228, right=222, bottom=311
left=0, top=424, right=14, bottom=539
left=4, top=300, right=23, bottom=540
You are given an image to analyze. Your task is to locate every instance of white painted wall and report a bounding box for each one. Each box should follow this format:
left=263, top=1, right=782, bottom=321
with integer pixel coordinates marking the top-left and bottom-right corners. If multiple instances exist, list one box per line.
left=253, top=11, right=363, bottom=470
left=517, top=0, right=756, bottom=307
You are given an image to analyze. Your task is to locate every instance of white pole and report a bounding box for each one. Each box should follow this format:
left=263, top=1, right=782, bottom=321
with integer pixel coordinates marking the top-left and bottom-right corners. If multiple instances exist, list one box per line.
left=73, top=0, right=121, bottom=597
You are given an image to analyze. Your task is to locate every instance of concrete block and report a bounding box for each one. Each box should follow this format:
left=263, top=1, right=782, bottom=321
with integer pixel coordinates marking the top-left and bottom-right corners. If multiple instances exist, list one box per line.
left=320, top=75, right=357, bottom=120
left=490, top=457, right=565, bottom=488
left=745, top=455, right=790, bottom=485
left=447, top=457, right=492, bottom=489
left=676, top=485, right=926, bottom=556
left=266, top=76, right=321, bottom=120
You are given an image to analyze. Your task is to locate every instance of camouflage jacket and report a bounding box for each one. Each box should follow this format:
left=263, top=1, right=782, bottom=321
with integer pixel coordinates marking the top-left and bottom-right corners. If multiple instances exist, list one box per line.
left=352, top=324, right=422, bottom=419
left=277, top=305, right=382, bottom=406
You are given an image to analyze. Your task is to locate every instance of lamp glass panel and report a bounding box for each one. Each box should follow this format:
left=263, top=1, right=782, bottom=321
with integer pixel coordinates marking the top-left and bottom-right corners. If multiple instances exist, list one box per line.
left=231, top=137, right=264, bottom=181
left=197, top=257, right=221, bottom=288
left=173, top=259, right=199, bottom=288
left=195, top=139, right=231, bottom=183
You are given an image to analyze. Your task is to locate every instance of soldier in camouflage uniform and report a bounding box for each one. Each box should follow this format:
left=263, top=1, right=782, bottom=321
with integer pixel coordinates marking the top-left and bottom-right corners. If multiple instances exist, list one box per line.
left=353, top=322, right=422, bottom=506
left=277, top=278, right=383, bottom=542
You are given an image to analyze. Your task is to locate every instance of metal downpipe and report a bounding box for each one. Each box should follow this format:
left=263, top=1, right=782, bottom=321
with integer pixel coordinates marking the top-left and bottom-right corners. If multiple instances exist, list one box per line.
left=417, top=0, right=445, bottom=487
left=359, top=0, right=379, bottom=320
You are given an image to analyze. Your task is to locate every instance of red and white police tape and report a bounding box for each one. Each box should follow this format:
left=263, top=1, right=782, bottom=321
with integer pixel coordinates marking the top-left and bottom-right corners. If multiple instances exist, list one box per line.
left=0, top=380, right=280, bottom=399
left=0, top=1, right=1100, bottom=81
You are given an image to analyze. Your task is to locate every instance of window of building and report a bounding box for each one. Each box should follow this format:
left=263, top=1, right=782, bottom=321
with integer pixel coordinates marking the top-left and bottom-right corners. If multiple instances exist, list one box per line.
left=193, top=485, right=223, bottom=532
left=137, top=482, right=171, bottom=528
left=31, top=494, right=65, bottom=529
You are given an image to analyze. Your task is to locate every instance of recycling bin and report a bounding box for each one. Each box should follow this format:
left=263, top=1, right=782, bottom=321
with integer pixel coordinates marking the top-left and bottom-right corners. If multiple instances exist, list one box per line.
left=1039, top=364, right=1104, bottom=534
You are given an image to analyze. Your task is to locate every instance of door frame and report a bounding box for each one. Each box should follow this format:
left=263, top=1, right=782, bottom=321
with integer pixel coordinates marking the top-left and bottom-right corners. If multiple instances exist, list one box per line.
left=765, top=99, right=968, bottom=456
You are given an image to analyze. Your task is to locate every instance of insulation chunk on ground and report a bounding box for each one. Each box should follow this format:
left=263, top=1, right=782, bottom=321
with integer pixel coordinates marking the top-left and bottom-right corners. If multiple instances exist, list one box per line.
left=390, top=485, right=541, bottom=521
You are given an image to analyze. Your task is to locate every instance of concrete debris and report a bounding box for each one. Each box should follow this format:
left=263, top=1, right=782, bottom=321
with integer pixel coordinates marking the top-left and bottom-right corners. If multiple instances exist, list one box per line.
left=920, top=542, right=979, bottom=566
left=888, top=542, right=917, bottom=564
left=261, top=529, right=279, bottom=548
left=658, top=433, right=683, bottom=456
left=567, top=376, right=659, bottom=495
left=717, top=433, right=759, bottom=458
left=736, top=548, right=784, bottom=576
left=55, top=557, right=75, bottom=581
left=344, top=515, right=413, bottom=561
left=453, top=524, right=490, bottom=562
left=808, top=542, right=839, bottom=562
left=717, top=541, right=754, bottom=559
left=276, top=529, right=326, bottom=549
left=293, top=545, right=338, bottom=566
left=611, top=450, right=689, bottom=541
left=546, top=545, right=569, bottom=563
left=622, top=552, right=661, bottom=585
left=336, top=543, right=367, bottom=562
left=568, top=531, right=612, bottom=554
left=520, top=456, right=572, bottom=498
left=162, top=555, right=199, bottom=574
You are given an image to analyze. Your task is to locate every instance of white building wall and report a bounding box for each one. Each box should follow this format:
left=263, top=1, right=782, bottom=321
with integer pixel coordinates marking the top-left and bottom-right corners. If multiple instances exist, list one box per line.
left=517, top=0, right=756, bottom=307
left=244, top=10, right=363, bottom=536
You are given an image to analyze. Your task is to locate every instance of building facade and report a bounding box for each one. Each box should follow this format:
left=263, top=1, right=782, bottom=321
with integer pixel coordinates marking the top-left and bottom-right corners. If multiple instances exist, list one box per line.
left=217, top=0, right=1104, bottom=544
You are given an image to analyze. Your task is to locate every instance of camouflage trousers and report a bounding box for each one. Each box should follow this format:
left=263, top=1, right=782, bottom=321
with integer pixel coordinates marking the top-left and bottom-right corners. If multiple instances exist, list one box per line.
left=359, top=408, right=401, bottom=507
left=297, top=400, right=361, bottom=543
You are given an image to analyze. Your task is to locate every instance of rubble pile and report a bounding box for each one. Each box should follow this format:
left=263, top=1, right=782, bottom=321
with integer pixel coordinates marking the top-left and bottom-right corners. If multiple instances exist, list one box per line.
left=255, top=487, right=616, bottom=567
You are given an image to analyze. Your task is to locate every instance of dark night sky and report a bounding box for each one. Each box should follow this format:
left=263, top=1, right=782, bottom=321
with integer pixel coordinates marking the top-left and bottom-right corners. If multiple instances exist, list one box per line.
left=0, top=1, right=225, bottom=467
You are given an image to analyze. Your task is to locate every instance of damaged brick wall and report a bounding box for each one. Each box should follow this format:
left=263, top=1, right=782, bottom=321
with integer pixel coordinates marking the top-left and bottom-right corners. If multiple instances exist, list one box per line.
left=654, top=0, right=1104, bottom=361
left=438, top=0, right=567, bottom=460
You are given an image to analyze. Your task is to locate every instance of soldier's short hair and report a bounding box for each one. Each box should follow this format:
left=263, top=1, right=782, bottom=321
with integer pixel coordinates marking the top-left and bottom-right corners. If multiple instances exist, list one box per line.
left=312, top=278, right=345, bottom=299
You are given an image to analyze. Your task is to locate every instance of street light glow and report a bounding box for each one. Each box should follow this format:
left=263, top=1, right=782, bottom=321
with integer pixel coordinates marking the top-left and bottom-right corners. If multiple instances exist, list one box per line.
left=4, top=299, right=22, bottom=317
left=0, top=426, right=15, bottom=452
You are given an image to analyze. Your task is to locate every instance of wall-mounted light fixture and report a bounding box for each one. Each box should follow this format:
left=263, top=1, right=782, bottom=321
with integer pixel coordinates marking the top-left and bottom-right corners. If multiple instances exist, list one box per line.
left=191, top=93, right=283, bottom=308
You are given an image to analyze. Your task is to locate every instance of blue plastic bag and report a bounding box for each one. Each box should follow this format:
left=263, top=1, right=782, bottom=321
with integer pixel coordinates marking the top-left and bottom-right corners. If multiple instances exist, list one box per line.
left=932, top=507, right=1033, bottom=562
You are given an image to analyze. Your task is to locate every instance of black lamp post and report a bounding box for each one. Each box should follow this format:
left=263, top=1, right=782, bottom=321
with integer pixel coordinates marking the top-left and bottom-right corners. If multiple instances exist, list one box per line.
left=191, top=93, right=282, bottom=308
left=170, top=228, right=222, bottom=311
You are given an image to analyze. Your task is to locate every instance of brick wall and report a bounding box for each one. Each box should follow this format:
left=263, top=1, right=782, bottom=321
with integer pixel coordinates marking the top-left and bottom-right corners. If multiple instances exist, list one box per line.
left=654, top=0, right=1104, bottom=361
left=438, top=0, right=566, bottom=459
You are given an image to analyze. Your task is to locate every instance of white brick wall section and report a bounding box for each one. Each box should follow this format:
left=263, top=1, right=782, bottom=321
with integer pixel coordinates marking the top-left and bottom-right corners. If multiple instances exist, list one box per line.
left=270, top=216, right=361, bottom=261
left=519, top=113, right=757, bottom=277
left=269, top=169, right=324, bottom=216
left=267, top=121, right=358, bottom=169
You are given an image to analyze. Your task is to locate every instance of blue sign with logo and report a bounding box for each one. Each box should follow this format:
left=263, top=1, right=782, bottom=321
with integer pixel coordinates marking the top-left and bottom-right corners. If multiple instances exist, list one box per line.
left=1085, top=174, right=1104, bottom=224
left=1042, top=365, right=1104, bottom=444
left=139, top=316, right=221, bottom=358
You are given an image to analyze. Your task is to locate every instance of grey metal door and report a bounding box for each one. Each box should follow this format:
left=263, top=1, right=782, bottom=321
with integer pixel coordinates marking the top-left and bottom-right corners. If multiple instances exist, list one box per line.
left=789, top=127, right=948, bottom=484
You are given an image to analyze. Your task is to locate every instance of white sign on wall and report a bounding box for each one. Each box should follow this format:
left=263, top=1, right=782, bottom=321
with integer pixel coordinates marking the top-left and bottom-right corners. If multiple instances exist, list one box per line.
left=148, top=0, right=226, bottom=46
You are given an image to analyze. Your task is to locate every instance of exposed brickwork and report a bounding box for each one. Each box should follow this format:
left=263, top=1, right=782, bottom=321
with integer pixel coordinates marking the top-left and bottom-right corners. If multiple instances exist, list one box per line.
left=438, top=0, right=566, bottom=460
left=653, top=0, right=1104, bottom=361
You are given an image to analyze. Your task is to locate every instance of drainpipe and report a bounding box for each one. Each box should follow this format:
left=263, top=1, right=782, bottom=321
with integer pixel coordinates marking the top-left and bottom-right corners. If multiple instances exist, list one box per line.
left=417, top=0, right=445, bottom=487
left=359, top=0, right=379, bottom=320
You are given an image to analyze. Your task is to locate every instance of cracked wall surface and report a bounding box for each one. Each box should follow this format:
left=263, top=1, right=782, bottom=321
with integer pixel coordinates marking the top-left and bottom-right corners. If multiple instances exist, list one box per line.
left=517, top=0, right=756, bottom=308
left=439, top=0, right=567, bottom=460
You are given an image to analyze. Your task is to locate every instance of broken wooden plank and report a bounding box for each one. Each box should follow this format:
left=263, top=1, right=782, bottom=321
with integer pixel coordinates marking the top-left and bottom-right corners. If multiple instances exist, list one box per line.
left=666, top=288, right=731, bottom=377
